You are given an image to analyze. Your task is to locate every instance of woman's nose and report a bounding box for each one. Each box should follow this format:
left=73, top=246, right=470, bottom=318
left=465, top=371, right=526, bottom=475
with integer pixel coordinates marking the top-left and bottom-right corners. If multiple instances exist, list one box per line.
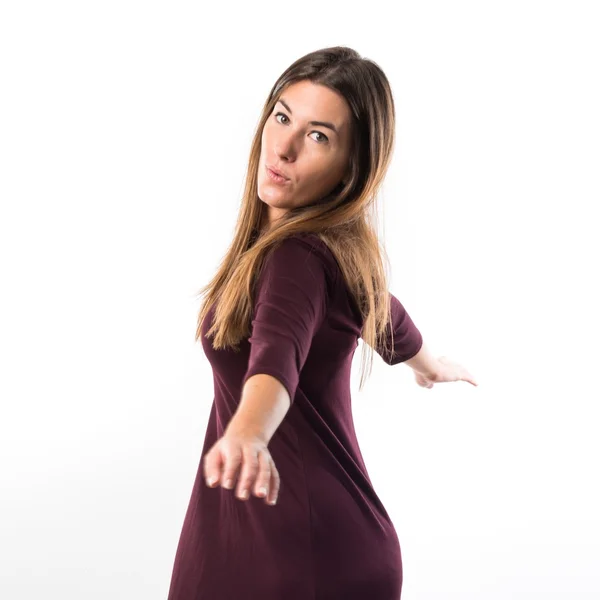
left=273, top=131, right=298, bottom=160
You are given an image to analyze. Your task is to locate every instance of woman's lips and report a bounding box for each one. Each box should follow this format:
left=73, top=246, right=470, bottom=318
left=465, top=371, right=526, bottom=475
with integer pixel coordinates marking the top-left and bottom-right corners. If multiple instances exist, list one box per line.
left=266, top=166, right=290, bottom=185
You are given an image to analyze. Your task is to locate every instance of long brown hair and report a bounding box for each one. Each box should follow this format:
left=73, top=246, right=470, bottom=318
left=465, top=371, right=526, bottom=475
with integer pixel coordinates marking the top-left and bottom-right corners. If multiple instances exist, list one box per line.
left=195, top=46, right=399, bottom=391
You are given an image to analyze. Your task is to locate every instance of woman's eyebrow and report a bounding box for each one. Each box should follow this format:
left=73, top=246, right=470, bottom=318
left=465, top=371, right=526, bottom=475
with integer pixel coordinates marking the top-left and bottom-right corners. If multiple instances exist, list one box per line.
left=277, top=98, right=339, bottom=135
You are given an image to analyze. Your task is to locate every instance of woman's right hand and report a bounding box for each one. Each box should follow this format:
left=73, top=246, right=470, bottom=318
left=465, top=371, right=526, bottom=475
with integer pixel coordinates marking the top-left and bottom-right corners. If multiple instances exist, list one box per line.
left=203, top=428, right=280, bottom=506
left=413, top=356, right=478, bottom=389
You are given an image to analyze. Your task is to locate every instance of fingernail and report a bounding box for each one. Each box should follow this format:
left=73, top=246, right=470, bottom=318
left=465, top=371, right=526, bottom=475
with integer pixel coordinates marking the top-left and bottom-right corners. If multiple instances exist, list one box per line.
left=207, top=476, right=217, bottom=486
left=240, top=489, right=249, bottom=499
left=258, top=487, right=267, bottom=497
left=224, top=479, right=233, bottom=489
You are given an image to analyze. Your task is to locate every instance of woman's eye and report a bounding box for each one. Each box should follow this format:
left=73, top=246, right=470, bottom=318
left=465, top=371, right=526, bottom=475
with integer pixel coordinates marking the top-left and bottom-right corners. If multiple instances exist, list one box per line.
left=274, top=112, right=328, bottom=143
left=310, top=131, right=329, bottom=143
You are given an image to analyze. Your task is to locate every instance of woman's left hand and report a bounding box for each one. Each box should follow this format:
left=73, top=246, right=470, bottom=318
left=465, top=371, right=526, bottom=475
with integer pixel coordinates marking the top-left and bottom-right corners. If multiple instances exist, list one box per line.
left=413, top=355, right=478, bottom=389
left=203, top=429, right=280, bottom=506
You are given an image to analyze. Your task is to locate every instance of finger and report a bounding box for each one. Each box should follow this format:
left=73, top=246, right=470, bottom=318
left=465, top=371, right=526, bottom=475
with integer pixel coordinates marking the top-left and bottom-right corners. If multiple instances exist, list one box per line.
left=221, top=447, right=243, bottom=491
left=461, top=369, right=478, bottom=386
left=235, top=446, right=260, bottom=500
left=467, top=372, right=478, bottom=386
left=204, top=447, right=224, bottom=488
left=266, top=459, right=280, bottom=506
left=253, top=451, right=272, bottom=499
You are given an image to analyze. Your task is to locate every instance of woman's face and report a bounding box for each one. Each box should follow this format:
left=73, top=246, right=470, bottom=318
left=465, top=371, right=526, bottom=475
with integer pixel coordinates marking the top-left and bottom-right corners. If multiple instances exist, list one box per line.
left=257, top=80, right=353, bottom=229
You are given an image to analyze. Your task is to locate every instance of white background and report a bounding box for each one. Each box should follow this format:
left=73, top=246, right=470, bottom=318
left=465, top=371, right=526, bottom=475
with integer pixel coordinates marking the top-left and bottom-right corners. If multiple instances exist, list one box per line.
left=1, top=1, right=598, bottom=598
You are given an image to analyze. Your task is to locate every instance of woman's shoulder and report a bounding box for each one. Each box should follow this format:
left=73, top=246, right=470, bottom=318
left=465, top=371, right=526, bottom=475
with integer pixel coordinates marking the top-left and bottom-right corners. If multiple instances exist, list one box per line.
left=278, top=232, right=338, bottom=281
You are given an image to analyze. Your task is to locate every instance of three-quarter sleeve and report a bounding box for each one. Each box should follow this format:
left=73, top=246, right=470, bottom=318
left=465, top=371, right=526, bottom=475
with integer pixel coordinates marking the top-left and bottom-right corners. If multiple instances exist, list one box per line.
left=241, top=236, right=331, bottom=405
left=380, top=292, right=423, bottom=365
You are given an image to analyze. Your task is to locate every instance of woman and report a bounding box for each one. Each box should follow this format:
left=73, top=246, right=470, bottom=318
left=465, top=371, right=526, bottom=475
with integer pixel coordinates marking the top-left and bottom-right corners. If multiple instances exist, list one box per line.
left=167, top=46, right=477, bottom=599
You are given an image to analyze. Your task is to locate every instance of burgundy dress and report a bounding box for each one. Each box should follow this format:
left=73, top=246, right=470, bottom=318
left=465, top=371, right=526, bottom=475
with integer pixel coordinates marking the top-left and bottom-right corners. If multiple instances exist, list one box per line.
left=167, top=232, right=423, bottom=600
